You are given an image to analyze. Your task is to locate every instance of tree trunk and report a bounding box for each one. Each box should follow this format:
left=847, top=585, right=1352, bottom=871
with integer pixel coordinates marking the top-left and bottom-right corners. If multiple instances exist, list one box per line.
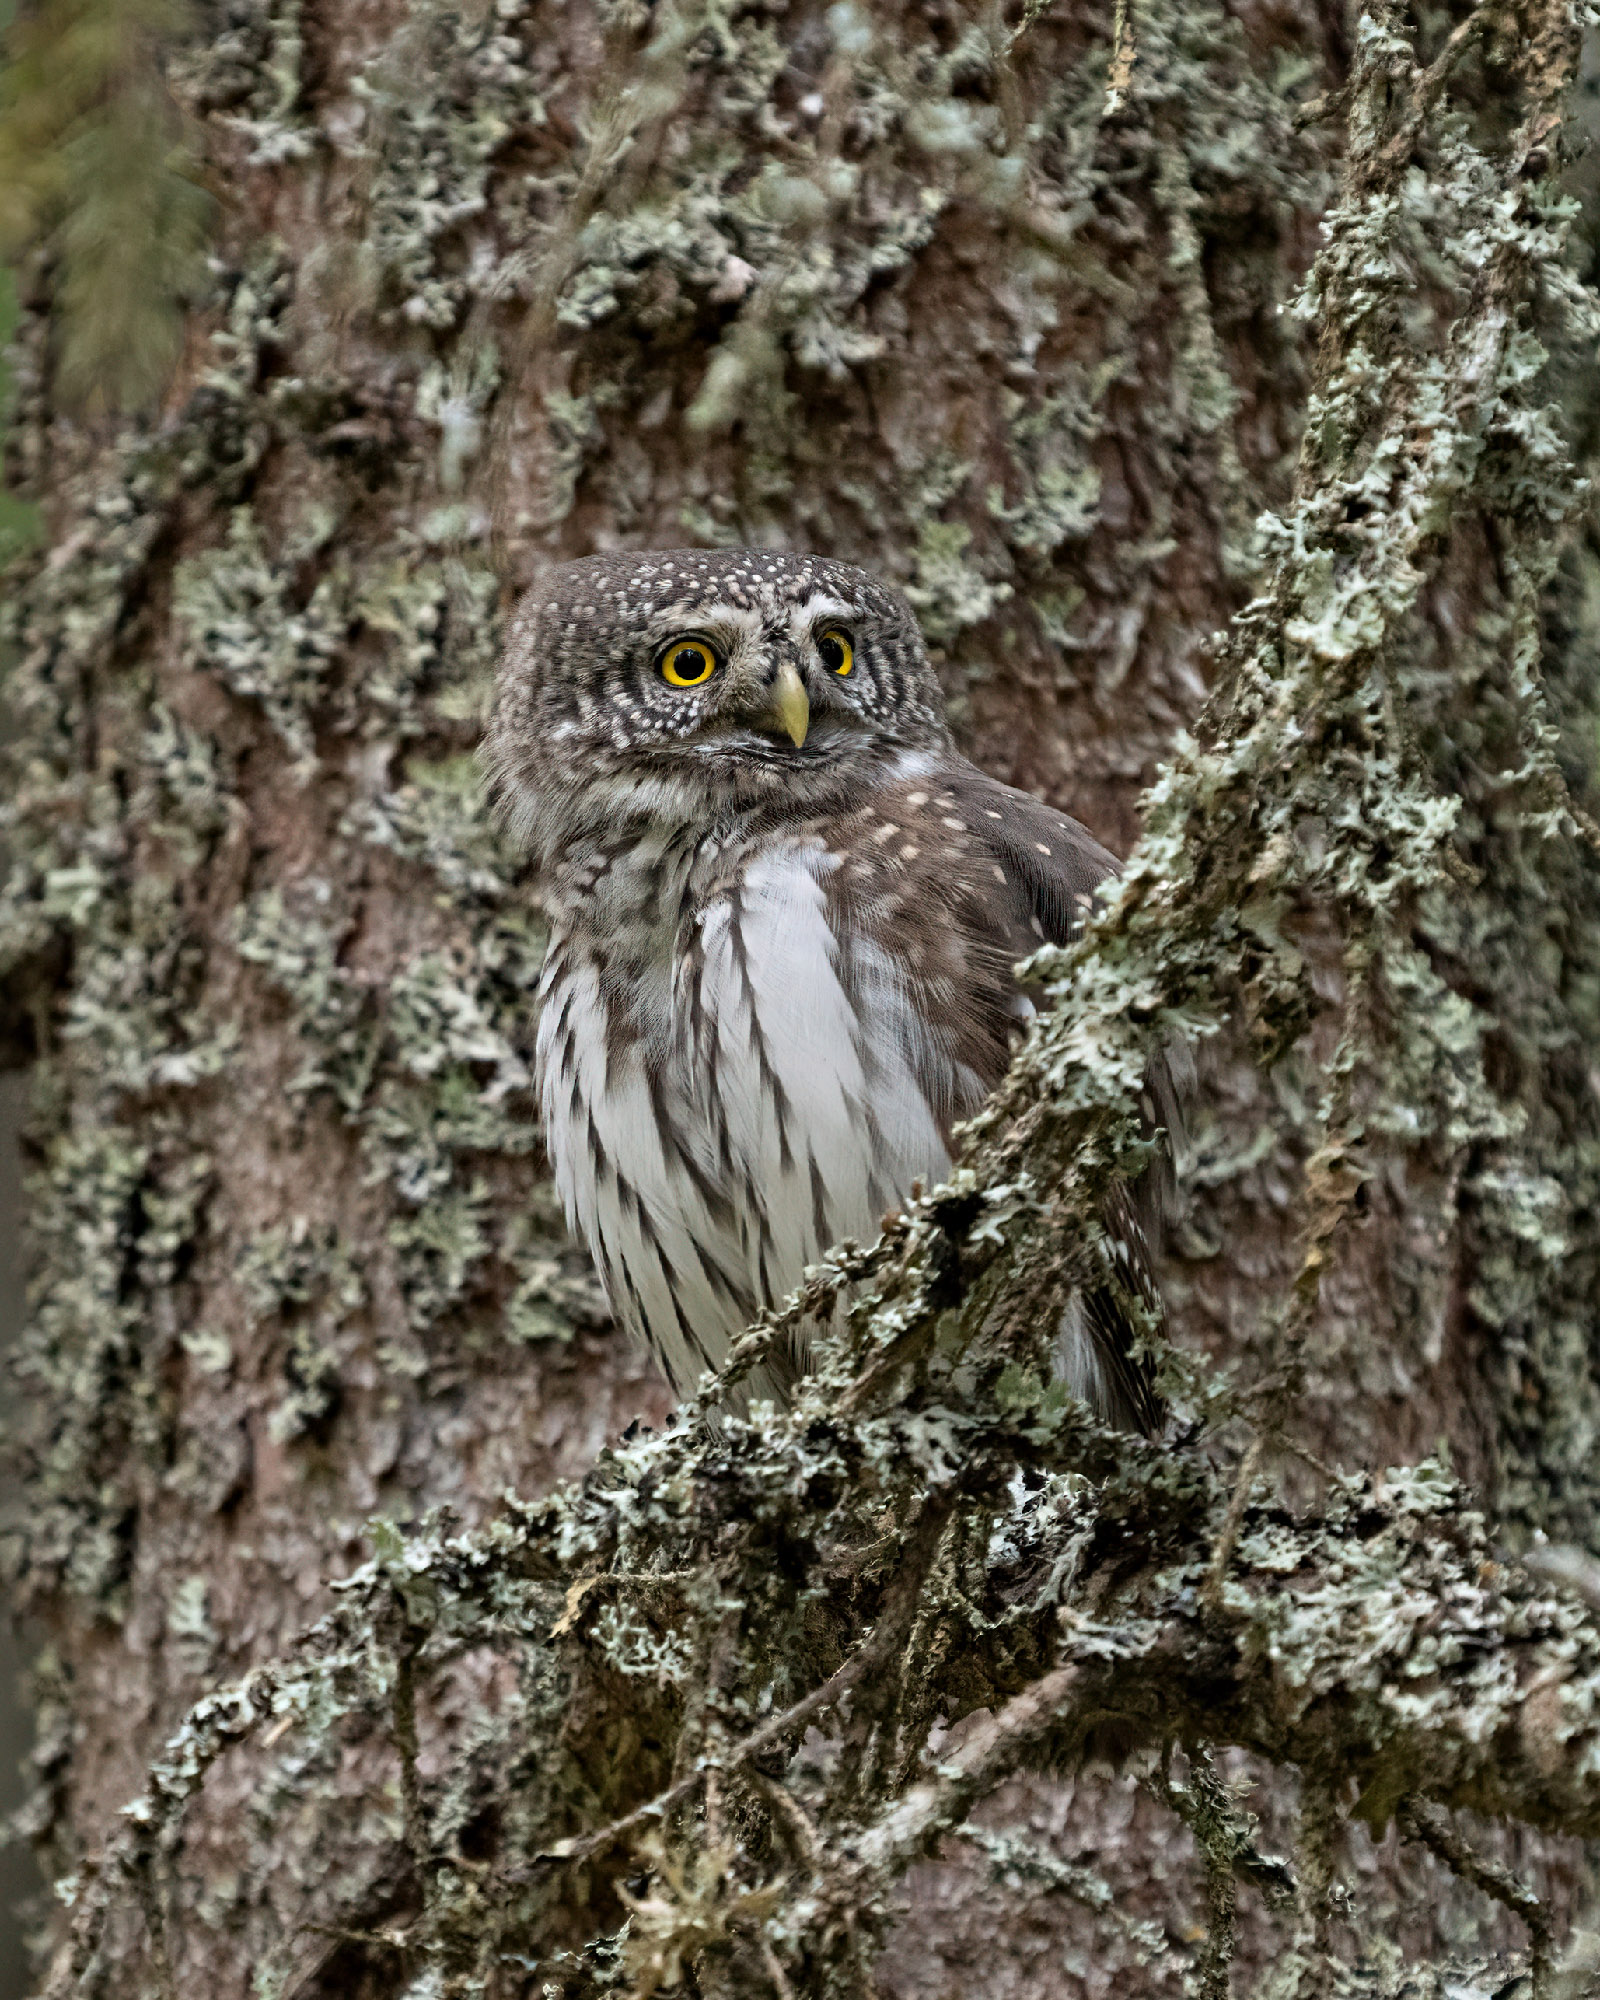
left=4, top=0, right=1600, bottom=1994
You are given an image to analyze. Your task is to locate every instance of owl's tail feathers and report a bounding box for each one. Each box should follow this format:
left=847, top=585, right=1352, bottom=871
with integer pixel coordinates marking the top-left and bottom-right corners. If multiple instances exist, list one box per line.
left=1058, top=1282, right=1167, bottom=1438
left=1057, top=1035, right=1194, bottom=1437
left=1142, top=1036, right=1196, bottom=1239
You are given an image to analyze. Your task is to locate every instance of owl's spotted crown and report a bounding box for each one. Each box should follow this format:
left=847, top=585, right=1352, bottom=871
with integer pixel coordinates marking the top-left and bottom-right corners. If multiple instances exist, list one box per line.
left=486, top=549, right=953, bottom=866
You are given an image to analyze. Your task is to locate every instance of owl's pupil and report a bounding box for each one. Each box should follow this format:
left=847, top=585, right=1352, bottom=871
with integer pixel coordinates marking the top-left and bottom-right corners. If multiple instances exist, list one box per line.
left=820, top=634, right=845, bottom=672
left=661, top=641, right=714, bottom=686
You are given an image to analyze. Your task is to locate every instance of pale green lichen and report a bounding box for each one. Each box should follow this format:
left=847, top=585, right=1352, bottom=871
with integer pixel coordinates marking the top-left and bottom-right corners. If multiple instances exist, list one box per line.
left=986, top=383, right=1109, bottom=564
left=355, top=0, right=535, bottom=330
left=174, top=511, right=348, bottom=770
left=168, top=0, right=310, bottom=162
left=233, top=888, right=378, bottom=1109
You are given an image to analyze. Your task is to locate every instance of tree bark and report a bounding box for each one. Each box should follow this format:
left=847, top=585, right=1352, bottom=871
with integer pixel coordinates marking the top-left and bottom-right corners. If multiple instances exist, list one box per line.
left=4, top=0, right=1600, bottom=1994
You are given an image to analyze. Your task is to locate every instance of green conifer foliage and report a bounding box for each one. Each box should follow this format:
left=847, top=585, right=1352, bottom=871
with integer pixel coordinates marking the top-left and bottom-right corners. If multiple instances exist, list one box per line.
left=0, top=0, right=210, bottom=412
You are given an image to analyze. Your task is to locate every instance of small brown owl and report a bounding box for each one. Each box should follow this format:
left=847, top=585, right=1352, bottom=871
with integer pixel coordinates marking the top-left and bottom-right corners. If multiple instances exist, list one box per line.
left=486, top=548, right=1177, bottom=1426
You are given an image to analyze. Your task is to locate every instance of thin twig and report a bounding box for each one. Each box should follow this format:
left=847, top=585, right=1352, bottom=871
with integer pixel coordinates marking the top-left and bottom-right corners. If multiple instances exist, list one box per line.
left=1414, top=3, right=1494, bottom=117
left=749, top=1926, right=797, bottom=2000
left=1398, top=1797, right=1552, bottom=1995
left=1203, top=1436, right=1264, bottom=1609
left=1154, top=1749, right=1237, bottom=2000
left=1102, top=0, right=1137, bottom=117
left=853, top=1661, right=1082, bottom=1872
left=748, top=1768, right=827, bottom=1874
left=540, top=1494, right=956, bottom=1867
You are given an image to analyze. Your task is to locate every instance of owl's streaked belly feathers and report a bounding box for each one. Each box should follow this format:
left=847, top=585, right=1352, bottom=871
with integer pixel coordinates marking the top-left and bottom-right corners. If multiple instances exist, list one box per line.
left=538, top=830, right=968, bottom=1403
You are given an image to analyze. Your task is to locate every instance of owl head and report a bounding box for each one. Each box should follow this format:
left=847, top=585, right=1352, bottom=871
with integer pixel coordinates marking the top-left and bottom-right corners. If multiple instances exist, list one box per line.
left=486, top=549, right=951, bottom=866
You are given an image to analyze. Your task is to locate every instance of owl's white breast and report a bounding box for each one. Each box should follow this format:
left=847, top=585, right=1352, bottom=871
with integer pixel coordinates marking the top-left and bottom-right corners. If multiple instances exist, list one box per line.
left=537, top=836, right=951, bottom=1399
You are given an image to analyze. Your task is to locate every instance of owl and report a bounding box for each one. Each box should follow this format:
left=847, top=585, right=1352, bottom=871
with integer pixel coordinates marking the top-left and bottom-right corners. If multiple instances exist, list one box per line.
left=487, top=549, right=1178, bottom=1428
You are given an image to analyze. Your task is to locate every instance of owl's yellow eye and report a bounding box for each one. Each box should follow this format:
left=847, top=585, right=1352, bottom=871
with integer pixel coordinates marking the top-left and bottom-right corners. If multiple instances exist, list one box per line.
left=817, top=628, right=853, bottom=676
left=660, top=639, right=719, bottom=689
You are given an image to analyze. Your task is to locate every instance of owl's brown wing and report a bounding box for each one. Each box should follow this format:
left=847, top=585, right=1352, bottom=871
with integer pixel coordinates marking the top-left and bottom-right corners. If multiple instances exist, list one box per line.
left=928, top=764, right=1119, bottom=948
left=892, top=763, right=1182, bottom=1435
left=944, top=771, right=1190, bottom=1168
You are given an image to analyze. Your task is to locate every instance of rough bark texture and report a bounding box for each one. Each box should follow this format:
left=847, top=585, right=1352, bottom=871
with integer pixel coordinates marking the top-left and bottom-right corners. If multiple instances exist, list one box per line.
left=4, top=0, right=1600, bottom=1994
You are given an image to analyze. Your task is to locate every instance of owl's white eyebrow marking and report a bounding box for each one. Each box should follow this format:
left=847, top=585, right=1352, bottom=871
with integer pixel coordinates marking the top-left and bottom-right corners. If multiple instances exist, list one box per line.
left=649, top=600, right=763, bottom=650
left=788, top=592, right=857, bottom=640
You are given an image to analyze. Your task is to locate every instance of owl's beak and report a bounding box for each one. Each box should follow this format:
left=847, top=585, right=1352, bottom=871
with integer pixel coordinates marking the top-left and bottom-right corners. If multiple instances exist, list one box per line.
left=757, top=661, right=810, bottom=748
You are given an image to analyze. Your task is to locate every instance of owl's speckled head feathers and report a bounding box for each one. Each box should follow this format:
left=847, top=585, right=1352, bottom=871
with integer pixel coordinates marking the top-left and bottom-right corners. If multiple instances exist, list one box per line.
left=486, top=548, right=951, bottom=864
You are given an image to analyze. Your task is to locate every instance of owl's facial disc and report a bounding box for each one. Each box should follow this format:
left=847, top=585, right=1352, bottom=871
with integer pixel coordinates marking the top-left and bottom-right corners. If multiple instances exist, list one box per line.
left=648, top=597, right=880, bottom=772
